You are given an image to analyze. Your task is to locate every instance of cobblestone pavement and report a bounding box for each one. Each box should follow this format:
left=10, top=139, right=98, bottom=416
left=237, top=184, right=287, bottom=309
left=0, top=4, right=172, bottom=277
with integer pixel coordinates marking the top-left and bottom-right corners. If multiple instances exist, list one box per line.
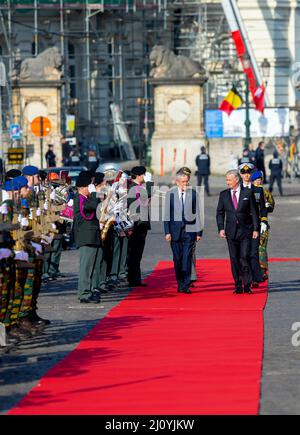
left=1, top=176, right=300, bottom=414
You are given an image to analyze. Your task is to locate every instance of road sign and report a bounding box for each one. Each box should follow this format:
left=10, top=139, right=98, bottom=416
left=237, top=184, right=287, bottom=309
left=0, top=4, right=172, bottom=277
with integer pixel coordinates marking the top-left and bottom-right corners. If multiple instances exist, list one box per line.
left=7, top=147, right=24, bottom=165
left=31, top=116, right=51, bottom=138
left=10, top=124, right=21, bottom=140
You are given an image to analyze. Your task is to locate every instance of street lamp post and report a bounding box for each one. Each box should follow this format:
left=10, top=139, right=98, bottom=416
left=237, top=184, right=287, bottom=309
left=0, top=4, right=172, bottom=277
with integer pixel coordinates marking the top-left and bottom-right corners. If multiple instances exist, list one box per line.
left=261, top=58, right=271, bottom=87
left=242, top=54, right=252, bottom=150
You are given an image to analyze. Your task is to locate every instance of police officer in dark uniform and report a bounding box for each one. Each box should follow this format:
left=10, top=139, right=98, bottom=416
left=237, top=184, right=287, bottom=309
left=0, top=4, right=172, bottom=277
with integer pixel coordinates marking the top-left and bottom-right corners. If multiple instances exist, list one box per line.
left=269, top=151, right=283, bottom=196
left=195, top=146, right=210, bottom=196
left=238, top=149, right=252, bottom=166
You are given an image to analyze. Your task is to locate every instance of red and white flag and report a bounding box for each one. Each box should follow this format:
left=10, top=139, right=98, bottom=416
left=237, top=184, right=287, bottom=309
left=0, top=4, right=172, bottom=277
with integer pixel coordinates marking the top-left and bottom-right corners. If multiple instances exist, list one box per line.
left=253, top=85, right=265, bottom=113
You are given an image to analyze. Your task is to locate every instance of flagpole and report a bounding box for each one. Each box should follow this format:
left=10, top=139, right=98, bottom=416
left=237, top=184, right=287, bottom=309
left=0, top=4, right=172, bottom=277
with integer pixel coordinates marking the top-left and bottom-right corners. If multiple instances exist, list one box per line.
left=244, top=77, right=251, bottom=149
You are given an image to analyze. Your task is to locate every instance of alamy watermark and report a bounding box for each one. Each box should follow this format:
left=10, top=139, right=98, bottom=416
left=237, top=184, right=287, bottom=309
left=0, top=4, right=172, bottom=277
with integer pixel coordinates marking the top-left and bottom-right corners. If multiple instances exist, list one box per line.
left=291, top=322, right=300, bottom=347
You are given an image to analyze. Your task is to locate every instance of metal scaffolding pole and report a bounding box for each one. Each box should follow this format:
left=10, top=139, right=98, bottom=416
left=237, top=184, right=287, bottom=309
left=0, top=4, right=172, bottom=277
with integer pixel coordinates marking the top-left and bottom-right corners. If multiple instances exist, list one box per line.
left=34, top=0, right=38, bottom=56
left=60, top=0, right=66, bottom=136
left=85, top=0, right=92, bottom=125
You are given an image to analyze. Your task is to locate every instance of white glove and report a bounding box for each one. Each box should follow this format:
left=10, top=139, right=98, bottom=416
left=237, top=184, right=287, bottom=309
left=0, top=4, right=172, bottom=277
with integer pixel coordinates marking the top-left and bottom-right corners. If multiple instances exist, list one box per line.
left=21, top=217, right=29, bottom=228
left=67, top=199, right=74, bottom=207
left=260, top=223, right=268, bottom=234
left=14, top=251, right=29, bottom=262
left=50, top=190, right=56, bottom=201
left=41, top=235, right=54, bottom=245
left=88, top=184, right=97, bottom=194
left=36, top=208, right=42, bottom=217
left=51, top=223, right=57, bottom=230
left=31, top=242, right=43, bottom=255
left=144, top=171, right=152, bottom=183
left=1, top=203, right=8, bottom=215
left=0, top=248, right=12, bottom=260
left=265, top=202, right=272, bottom=209
left=44, top=201, right=49, bottom=211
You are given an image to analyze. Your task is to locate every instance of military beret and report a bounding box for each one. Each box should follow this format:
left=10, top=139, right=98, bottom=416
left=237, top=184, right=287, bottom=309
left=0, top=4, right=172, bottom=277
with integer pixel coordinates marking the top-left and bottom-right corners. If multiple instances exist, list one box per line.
left=238, top=163, right=254, bottom=174
left=5, top=169, right=22, bottom=180
left=4, top=176, right=28, bottom=191
left=22, top=165, right=39, bottom=176
left=250, top=170, right=263, bottom=182
left=76, top=171, right=93, bottom=188
left=131, top=166, right=146, bottom=176
left=94, top=172, right=105, bottom=185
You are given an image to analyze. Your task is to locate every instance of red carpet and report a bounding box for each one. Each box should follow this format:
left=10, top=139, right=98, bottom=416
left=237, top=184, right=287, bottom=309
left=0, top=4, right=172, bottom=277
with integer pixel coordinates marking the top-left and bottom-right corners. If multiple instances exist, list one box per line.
left=9, top=259, right=268, bottom=415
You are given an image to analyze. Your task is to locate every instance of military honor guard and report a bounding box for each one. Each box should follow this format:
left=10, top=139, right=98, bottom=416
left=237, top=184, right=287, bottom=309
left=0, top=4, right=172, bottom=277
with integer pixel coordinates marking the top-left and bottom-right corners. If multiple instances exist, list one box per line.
left=250, top=170, right=275, bottom=281
left=239, top=163, right=268, bottom=287
left=127, top=166, right=153, bottom=287
left=73, top=171, right=105, bottom=303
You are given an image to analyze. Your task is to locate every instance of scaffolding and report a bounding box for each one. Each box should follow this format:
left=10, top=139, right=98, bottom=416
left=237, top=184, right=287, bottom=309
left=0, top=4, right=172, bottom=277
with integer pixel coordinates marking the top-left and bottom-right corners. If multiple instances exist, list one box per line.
left=0, top=0, right=238, bottom=161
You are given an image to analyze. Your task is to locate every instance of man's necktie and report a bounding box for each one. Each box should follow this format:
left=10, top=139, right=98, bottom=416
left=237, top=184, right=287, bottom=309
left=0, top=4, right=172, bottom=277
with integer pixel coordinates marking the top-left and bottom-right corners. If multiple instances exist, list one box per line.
left=232, top=190, right=238, bottom=210
left=181, top=192, right=185, bottom=222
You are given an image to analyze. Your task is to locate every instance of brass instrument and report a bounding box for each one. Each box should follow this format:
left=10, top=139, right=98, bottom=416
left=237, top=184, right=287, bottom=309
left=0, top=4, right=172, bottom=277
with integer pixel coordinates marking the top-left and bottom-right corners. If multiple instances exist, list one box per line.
left=98, top=187, right=116, bottom=242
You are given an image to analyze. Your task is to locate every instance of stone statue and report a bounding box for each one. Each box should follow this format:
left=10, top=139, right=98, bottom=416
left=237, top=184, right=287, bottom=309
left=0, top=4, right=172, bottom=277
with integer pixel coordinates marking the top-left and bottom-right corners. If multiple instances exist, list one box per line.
left=13, top=47, right=62, bottom=81
left=149, top=45, right=207, bottom=80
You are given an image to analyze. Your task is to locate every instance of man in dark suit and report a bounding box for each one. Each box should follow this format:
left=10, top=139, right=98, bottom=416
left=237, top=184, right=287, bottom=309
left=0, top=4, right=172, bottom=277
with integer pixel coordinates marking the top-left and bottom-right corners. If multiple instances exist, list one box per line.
left=164, top=169, right=202, bottom=294
left=216, top=169, right=259, bottom=294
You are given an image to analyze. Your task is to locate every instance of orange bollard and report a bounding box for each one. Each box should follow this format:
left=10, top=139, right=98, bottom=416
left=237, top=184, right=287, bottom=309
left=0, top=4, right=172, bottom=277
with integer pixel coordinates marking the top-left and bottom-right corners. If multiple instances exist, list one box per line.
left=160, top=147, right=164, bottom=177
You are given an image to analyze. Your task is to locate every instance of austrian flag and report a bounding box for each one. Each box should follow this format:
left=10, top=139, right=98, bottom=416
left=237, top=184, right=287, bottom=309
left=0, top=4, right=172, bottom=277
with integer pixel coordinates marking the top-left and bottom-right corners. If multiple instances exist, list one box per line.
left=253, top=85, right=265, bottom=113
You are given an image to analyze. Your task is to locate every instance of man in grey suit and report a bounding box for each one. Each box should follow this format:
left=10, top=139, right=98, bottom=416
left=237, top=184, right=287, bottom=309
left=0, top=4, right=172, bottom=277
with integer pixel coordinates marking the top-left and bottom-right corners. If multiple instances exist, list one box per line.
left=164, top=169, right=203, bottom=294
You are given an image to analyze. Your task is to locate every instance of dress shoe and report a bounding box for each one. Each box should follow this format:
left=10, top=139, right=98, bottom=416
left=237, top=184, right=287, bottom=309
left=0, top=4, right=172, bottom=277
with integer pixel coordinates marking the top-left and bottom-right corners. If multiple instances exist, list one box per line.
left=18, top=317, right=44, bottom=334
left=80, top=293, right=100, bottom=304
left=92, top=288, right=103, bottom=299
left=29, top=311, right=51, bottom=326
left=177, top=287, right=184, bottom=293
left=184, top=288, right=192, bottom=294
left=252, top=282, right=259, bottom=288
left=244, top=286, right=253, bottom=294
left=7, top=325, right=32, bottom=341
left=234, top=287, right=243, bottom=294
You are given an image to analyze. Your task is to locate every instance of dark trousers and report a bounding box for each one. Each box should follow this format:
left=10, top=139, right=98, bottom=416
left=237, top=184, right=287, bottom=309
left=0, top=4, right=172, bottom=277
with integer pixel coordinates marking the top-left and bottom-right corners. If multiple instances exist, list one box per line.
left=250, top=236, right=263, bottom=282
left=227, top=236, right=252, bottom=288
left=197, top=174, right=210, bottom=195
left=269, top=175, right=283, bottom=196
left=127, top=225, right=148, bottom=285
left=171, top=230, right=195, bottom=290
left=78, top=245, right=103, bottom=299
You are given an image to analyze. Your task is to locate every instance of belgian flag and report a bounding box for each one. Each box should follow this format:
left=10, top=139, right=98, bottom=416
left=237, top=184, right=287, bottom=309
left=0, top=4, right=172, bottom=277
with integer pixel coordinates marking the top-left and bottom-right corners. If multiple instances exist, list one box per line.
left=219, top=86, right=243, bottom=116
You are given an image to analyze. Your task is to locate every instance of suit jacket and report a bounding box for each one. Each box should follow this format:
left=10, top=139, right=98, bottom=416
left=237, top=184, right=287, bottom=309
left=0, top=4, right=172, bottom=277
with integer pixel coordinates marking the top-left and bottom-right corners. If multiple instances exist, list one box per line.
left=73, top=192, right=101, bottom=248
left=216, top=188, right=259, bottom=240
left=164, top=186, right=202, bottom=242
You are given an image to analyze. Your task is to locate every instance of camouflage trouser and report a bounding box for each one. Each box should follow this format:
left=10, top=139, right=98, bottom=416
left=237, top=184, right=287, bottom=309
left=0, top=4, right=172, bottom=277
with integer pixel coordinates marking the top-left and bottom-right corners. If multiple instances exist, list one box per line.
left=1, top=259, right=16, bottom=327
left=18, top=258, right=35, bottom=320
left=10, top=266, right=27, bottom=326
left=0, top=261, right=11, bottom=324
left=31, top=258, right=44, bottom=312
